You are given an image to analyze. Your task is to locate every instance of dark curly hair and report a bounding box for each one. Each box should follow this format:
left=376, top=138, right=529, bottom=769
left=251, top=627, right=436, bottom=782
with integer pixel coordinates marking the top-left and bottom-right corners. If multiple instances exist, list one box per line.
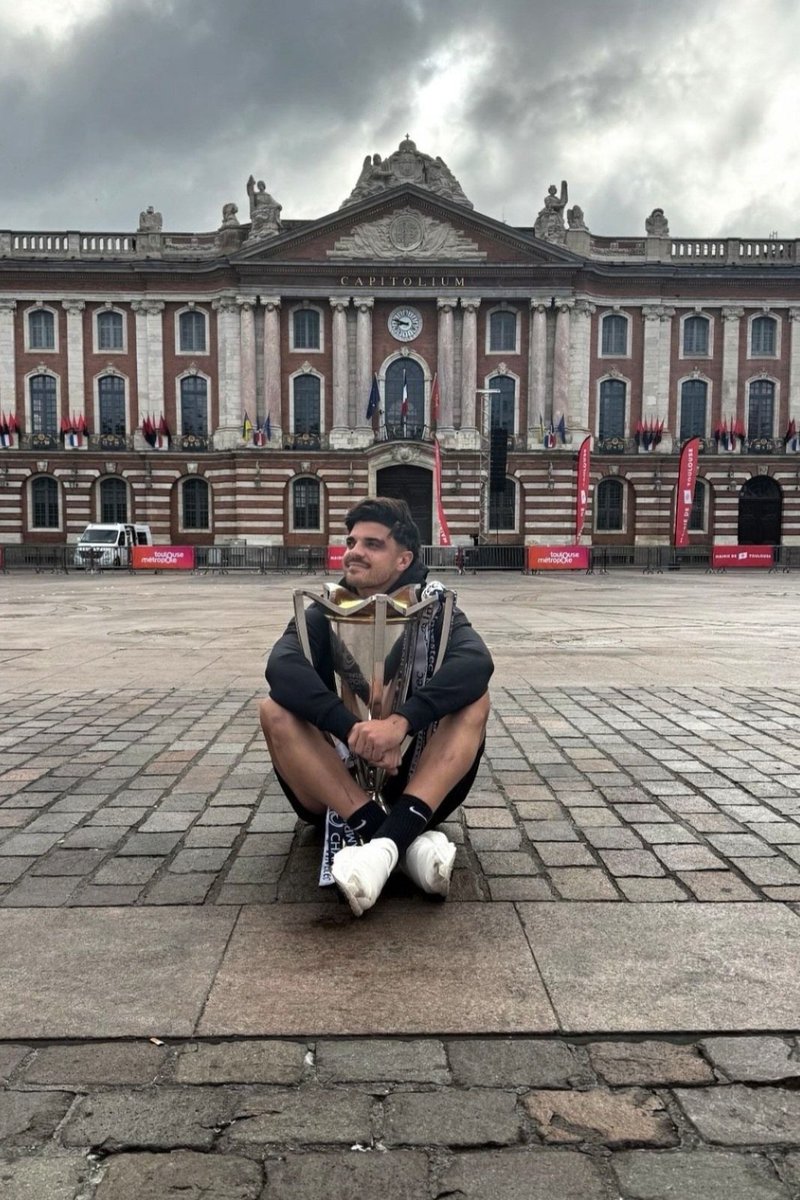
left=344, top=497, right=421, bottom=561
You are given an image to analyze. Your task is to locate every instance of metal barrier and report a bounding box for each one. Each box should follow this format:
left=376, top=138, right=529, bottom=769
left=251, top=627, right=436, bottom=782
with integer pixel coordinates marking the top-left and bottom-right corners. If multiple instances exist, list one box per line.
left=193, top=545, right=327, bottom=574
left=1, top=544, right=71, bottom=573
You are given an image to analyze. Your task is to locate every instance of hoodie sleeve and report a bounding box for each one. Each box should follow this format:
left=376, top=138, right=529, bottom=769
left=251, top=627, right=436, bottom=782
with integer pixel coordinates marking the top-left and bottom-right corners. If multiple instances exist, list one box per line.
left=396, top=609, right=493, bottom=734
left=265, top=611, right=359, bottom=744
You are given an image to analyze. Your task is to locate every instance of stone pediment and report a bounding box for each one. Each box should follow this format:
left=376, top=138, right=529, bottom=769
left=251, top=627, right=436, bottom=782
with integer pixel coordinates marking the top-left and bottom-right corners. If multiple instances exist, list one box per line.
left=327, top=206, right=486, bottom=262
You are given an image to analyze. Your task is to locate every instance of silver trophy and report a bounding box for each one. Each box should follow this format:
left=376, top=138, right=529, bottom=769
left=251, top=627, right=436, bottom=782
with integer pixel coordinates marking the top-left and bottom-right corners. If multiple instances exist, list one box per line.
left=292, top=581, right=456, bottom=884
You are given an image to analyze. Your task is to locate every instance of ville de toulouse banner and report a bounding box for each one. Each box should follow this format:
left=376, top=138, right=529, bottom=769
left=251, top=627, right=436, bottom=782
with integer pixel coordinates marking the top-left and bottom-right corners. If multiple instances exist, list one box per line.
left=131, top=546, right=195, bottom=570
left=711, top=546, right=775, bottom=568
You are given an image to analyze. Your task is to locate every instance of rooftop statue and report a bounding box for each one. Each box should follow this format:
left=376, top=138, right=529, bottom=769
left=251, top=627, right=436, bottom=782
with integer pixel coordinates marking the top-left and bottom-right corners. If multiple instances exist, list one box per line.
left=246, top=176, right=282, bottom=239
left=138, top=205, right=163, bottom=233
left=341, top=137, right=473, bottom=208
left=534, top=182, right=568, bottom=243
left=567, top=203, right=588, bottom=231
left=645, top=207, right=670, bottom=237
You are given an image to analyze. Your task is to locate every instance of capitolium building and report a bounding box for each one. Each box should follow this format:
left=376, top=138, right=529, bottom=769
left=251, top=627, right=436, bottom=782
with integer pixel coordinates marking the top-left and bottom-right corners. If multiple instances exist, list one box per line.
left=1, top=137, right=798, bottom=549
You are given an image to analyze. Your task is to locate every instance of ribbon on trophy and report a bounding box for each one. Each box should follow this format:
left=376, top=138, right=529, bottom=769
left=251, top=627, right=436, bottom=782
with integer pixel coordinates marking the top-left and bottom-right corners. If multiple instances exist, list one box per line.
left=292, top=580, right=455, bottom=886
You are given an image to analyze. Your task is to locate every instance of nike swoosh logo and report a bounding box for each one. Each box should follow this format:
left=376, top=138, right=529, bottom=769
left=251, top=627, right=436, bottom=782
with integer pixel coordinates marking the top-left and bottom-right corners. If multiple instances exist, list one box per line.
left=409, top=806, right=427, bottom=820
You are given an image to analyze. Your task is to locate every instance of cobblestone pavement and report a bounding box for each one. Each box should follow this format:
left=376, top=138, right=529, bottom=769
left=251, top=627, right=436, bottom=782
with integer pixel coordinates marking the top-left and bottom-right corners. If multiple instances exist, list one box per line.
left=3, top=1034, right=800, bottom=1198
left=2, top=683, right=800, bottom=907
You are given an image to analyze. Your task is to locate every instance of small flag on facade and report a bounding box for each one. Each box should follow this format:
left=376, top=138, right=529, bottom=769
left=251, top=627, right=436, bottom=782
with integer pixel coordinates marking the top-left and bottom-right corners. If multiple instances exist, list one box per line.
left=265, top=413, right=272, bottom=442
left=400, top=371, right=409, bottom=418
left=557, top=413, right=567, bottom=443
left=430, top=373, right=440, bottom=424
left=366, top=375, right=379, bottom=419
left=242, top=411, right=253, bottom=440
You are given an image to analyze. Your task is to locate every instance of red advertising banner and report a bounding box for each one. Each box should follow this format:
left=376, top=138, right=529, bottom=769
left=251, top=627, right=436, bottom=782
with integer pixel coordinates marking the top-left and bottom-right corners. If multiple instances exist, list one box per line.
left=326, top=545, right=346, bottom=572
left=433, top=437, right=452, bottom=546
left=711, top=546, right=774, bottom=569
left=674, top=437, right=701, bottom=547
left=575, top=435, right=591, bottom=542
left=131, top=545, right=195, bottom=570
left=527, top=545, right=589, bottom=571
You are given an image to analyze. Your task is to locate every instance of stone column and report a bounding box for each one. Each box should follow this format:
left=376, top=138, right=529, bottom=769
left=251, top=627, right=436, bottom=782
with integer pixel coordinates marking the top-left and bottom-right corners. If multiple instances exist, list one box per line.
left=721, top=307, right=744, bottom=435
left=131, top=300, right=151, bottom=413
left=0, top=300, right=17, bottom=420
left=528, top=302, right=548, bottom=445
left=552, top=301, right=573, bottom=431
left=437, top=297, right=457, bottom=439
left=789, top=309, right=800, bottom=431
left=262, top=296, right=282, bottom=447
left=144, top=301, right=165, bottom=415
left=329, top=297, right=350, bottom=448
left=567, top=300, right=595, bottom=440
left=641, top=305, right=674, bottom=450
left=212, top=294, right=242, bottom=448
left=238, top=296, right=257, bottom=430
left=62, top=301, right=86, bottom=427
left=459, top=298, right=481, bottom=447
left=355, top=297, right=374, bottom=440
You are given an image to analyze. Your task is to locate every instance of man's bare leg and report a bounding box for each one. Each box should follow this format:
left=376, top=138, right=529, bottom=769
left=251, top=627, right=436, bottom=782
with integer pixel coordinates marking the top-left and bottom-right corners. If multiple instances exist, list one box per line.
left=404, top=692, right=490, bottom=813
left=259, top=698, right=367, bottom=822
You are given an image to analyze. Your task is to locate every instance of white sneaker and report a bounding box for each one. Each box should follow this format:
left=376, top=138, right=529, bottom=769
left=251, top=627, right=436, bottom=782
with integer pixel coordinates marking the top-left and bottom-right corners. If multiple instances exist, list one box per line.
left=403, top=830, right=457, bottom=898
left=331, top=837, right=399, bottom=917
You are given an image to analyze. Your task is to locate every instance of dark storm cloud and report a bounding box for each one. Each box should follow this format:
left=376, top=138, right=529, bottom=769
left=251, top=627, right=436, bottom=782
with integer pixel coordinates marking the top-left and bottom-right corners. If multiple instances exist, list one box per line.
left=0, top=0, right=797, bottom=237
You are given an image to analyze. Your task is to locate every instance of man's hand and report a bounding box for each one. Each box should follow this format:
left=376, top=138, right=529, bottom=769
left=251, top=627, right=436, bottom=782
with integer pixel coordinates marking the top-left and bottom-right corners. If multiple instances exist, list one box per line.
left=348, top=714, right=410, bottom=767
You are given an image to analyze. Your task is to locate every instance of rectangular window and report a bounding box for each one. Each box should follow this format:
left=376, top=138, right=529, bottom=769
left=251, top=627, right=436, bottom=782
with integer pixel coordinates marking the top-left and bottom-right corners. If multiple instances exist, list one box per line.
left=293, top=309, right=320, bottom=350
left=293, top=479, right=320, bottom=530
left=489, top=311, right=517, bottom=352
left=601, top=315, right=627, bottom=355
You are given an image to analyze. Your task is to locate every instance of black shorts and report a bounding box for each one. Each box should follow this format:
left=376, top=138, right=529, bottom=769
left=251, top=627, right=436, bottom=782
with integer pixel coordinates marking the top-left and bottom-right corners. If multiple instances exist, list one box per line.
left=275, top=737, right=485, bottom=830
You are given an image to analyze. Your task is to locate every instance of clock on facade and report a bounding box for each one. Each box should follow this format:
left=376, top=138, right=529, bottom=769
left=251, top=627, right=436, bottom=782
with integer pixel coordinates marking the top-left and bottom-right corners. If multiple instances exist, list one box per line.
left=388, top=306, right=423, bottom=341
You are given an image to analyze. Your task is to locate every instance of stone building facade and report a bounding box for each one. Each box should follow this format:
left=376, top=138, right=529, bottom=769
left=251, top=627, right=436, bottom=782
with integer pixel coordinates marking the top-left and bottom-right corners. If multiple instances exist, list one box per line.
left=1, top=137, right=799, bottom=550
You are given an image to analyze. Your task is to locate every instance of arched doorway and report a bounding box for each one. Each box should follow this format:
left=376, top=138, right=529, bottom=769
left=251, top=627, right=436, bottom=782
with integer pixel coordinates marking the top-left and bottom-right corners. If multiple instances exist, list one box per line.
left=738, top=475, right=782, bottom=544
left=376, top=464, right=432, bottom=544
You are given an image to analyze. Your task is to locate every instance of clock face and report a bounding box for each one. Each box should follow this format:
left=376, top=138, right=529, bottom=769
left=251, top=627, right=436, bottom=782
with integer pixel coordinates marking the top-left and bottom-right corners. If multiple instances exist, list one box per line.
left=388, top=306, right=422, bottom=342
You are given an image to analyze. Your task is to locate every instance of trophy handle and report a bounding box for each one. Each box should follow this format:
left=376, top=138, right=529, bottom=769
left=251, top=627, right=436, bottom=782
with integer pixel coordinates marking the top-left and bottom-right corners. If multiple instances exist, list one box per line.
left=431, top=588, right=456, bottom=676
left=293, top=591, right=315, bottom=665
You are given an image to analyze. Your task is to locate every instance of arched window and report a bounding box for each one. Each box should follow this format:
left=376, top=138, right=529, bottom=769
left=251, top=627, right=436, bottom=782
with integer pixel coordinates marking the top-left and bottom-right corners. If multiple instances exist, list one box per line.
left=680, top=379, right=708, bottom=439
left=180, top=376, right=208, bottom=436
left=98, top=375, right=126, bottom=435
left=30, top=374, right=58, bottom=436
left=100, top=477, right=128, bottom=523
left=178, top=309, right=207, bottom=353
left=292, top=477, right=321, bottom=530
left=385, top=359, right=424, bottom=434
left=488, top=375, right=515, bottom=433
left=596, top=478, right=624, bottom=531
left=489, top=310, right=517, bottom=352
left=182, top=477, right=209, bottom=529
left=748, top=380, right=775, bottom=438
left=601, top=314, right=628, bottom=356
left=28, top=308, right=55, bottom=350
left=599, top=379, right=626, bottom=439
left=31, top=477, right=59, bottom=528
left=489, top=478, right=516, bottom=530
left=292, top=308, right=320, bottom=350
left=683, top=315, right=709, bottom=356
left=688, top=479, right=706, bottom=533
left=292, top=375, right=321, bottom=437
left=97, top=310, right=124, bottom=351
left=751, top=315, right=777, bottom=356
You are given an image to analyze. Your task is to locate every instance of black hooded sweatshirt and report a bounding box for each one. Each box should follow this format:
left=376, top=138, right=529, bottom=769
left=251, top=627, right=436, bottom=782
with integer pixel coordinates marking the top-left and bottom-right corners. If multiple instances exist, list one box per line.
left=265, top=558, right=493, bottom=745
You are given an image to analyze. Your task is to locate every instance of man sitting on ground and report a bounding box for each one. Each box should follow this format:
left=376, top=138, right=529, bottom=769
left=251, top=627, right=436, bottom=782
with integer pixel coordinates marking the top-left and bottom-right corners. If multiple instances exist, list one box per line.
left=260, top=497, right=493, bottom=916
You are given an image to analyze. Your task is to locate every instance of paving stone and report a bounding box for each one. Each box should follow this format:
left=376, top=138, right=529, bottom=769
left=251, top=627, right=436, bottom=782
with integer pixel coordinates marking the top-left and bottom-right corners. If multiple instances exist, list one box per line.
left=615, top=804, right=672, bottom=822
left=475, top=850, right=536, bottom=876
left=0, top=832, right=63, bottom=856
left=22, top=1041, right=168, bottom=1086
left=57, top=827, right=122, bottom=849
left=522, top=820, right=580, bottom=841
left=0, top=1155, right=92, bottom=1200
left=598, top=849, right=665, bottom=876
left=143, top=873, right=215, bottom=904
left=467, top=827, right=523, bottom=850
left=168, top=848, right=231, bottom=873
left=87, top=808, right=149, bottom=826
left=630, top=823, right=700, bottom=843
left=117, top=832, right=184, bottom=856
left=264, top=1150, right=428, bottom=1200
left=61, top=1087, right=237, bottom=1150
left=196, top=808, right=252, bottom=827
left=93, top=856, right=163, bottom=885
left=0, top=1045, right=30, bottom=1082
left=0, top=876, right=79, bottom=906
left=617, top=878, right=689, bottom=901
left=677, top=870, right=760, bottom=901
left=731, top=857, right=800, bottom=885
left=583, top=827, right=644, bottom=849
left=175, top=1040, right=307, bottom=1084
left=524, top=1087, right=677, bottom=1147
left=238, top=811, right=292, bottom=831
left=701, top=1035, right=800, bottom=1082
left=488, top=877, right=554, bottom=900
left=676, top=1084, right=800, bottom=1144
left=317, top=1038, right=449, bottom=1084
left=707, top=832, right=777, bottom=856
left=183, top=826, right=240, bottom=848
left=94, top=1150, right=263, bottom=1200
left=548, top=868, right=619, bottom=899
left=0, top=1090, right=73, bottom=1151
left=236, top=832, right=296, bottom=855
left=568, top=807, right=620, bottom=828
left=439, top=1148, right=609, bottom=1200
left=30, top=848, right=107, bottom=876
left=223, top=856, right=285, bottom=884
left=654, top=845, right=725, bottom=870
left=222, top=1087, right=372, bottom=1146
left=138, top=813, right=196, bottom=833
left=463, top=807, right=516, bottom=829
left=448, top=1038, right=591, bottom=1087
left=513, top=801, right=564, bottom=820
left=0, top=857, right=36, bottom=883
left=588, top=1039, right=714, bottom=1085
left=611, top=1149, right=792, bottom=1199
left=383, top=1088, right=520, bottom=1146
left=68, top=885, right=144, bottom=906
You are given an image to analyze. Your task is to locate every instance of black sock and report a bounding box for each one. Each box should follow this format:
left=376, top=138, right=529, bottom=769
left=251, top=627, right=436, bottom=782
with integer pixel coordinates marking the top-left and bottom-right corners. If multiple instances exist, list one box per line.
left=375, top=794, right=433, bottom=856
left=346, top=800, right=386, bottom=841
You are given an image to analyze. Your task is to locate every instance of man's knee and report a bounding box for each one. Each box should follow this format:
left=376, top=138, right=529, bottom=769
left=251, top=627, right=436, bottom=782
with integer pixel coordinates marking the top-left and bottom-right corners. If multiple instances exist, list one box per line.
left=259, top=696, right=295, bottom=739
left=463, top=691, right=490, bottom=737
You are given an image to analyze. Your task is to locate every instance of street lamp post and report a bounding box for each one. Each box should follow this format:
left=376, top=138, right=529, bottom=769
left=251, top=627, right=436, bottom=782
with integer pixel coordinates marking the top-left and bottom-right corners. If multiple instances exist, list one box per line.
left=475, top=388, right=502, bottom=544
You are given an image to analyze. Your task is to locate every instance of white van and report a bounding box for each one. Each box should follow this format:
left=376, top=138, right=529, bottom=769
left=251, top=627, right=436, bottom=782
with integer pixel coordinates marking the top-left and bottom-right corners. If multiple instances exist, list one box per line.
left=74, top=523, right=153, bottom=569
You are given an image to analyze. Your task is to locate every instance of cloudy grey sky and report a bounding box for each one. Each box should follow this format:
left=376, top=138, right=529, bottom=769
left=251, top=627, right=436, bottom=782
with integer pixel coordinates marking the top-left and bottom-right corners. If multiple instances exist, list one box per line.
left=1, top=0, right=797, bottom=239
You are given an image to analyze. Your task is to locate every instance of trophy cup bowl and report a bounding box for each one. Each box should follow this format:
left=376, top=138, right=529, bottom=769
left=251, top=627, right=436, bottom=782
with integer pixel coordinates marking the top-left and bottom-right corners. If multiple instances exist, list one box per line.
left=293, top=582, right=455, bottom=814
